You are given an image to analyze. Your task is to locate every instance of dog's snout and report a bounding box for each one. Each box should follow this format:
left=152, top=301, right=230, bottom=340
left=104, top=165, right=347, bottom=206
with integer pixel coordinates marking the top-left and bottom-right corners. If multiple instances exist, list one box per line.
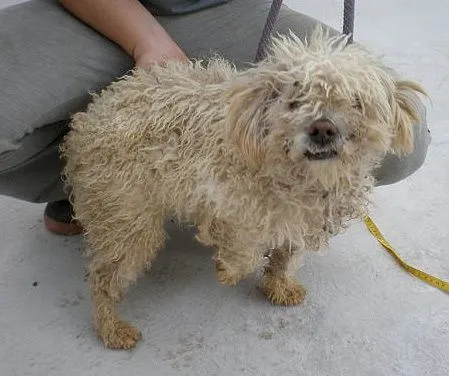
left=308, top=119, right=338, bottom=146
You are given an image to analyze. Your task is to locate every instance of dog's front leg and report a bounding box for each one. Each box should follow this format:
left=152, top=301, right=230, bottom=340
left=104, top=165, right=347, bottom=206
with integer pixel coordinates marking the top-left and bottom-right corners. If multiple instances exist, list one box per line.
left=214, top=240, right=260, bottom=287
left=197, top=219, right=260, bottom=286
left=259, top=245, right=306, bottom=306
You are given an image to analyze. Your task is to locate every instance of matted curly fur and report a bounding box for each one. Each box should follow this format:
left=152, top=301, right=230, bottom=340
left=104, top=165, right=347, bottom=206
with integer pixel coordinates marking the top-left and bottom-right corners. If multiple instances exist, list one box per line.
left=60, top=27, right=425, bottom=349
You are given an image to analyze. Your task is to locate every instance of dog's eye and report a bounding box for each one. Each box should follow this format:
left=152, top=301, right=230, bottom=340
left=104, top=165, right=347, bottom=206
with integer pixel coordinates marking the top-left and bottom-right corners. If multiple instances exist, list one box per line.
left=269, top=90, right=280, bottom=101
left=347, top=133, right=356, bottom=141
left=353, top=97, right=363, bottom=111
left=288, top=100, right=301, bottom=110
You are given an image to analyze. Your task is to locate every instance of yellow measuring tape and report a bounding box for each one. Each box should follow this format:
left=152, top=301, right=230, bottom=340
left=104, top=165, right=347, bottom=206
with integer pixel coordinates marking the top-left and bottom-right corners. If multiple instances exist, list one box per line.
left=363, top=215, right=449, bottom=294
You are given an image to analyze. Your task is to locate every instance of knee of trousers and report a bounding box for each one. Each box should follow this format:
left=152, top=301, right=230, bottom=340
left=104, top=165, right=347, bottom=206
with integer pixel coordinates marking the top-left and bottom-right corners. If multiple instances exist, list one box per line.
left=374, top=98, right=431, bottom=186
left=0, top=123, right=68, bottom=203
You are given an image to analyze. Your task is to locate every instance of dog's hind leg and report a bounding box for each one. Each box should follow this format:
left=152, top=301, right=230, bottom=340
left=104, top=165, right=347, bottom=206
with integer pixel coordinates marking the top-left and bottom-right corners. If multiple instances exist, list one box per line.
left=259, top=245, right=306, bottom=306
left=86, top=214, right=166, bottom=350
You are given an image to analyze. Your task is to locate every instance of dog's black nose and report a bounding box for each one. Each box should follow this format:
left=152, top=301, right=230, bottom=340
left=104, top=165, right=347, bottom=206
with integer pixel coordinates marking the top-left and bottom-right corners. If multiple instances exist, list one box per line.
left=308, top=119, right=338, bottom=146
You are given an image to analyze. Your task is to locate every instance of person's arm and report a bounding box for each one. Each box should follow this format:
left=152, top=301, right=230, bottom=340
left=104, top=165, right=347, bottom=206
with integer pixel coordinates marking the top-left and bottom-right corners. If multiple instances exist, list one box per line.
left=58, top=0, right=187, bottom=67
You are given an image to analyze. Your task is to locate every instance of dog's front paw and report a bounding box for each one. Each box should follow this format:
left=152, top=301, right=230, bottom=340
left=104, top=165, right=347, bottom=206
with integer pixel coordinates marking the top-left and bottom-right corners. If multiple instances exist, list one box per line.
left=260, top=276, right=306, bottom=306
left=215, top=260, right=239, bottom=286
left=96, top=320, right=142, bottom=350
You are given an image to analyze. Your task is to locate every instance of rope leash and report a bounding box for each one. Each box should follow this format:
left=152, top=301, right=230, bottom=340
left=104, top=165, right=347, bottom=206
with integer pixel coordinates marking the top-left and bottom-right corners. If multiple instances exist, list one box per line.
left=254, top=0, right=355, bottom=62
left=255, top=1, right=449, bottom=294
left=254, top=0, right=284, bottom=62
left=343, top=0, right=355, bottom=43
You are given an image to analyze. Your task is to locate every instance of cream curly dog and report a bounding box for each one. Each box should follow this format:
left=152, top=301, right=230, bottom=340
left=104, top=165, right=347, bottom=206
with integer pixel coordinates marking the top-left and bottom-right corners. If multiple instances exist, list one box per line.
left=60, top=27, right=425, bottom=349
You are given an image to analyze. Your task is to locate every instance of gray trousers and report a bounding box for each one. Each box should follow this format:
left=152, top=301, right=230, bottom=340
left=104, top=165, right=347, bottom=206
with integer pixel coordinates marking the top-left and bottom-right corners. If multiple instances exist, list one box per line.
left=0, top=0, right=431, bottom=203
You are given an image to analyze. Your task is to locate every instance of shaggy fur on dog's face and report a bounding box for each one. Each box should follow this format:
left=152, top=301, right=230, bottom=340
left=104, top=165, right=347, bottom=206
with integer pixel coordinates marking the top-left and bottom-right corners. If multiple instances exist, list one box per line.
left=227, top=28, right=424, bottom=189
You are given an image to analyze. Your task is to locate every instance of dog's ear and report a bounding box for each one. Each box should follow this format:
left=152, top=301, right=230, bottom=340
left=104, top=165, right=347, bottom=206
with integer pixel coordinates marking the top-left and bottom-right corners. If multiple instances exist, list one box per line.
left=390, top=80, right=426, bottom=155
left=226, top=77, right=277, bottom=168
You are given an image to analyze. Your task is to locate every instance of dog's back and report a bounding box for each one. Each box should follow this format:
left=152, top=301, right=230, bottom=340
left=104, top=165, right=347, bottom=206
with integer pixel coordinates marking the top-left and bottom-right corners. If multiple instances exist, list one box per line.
left=60, top=58, right=238, bottom=226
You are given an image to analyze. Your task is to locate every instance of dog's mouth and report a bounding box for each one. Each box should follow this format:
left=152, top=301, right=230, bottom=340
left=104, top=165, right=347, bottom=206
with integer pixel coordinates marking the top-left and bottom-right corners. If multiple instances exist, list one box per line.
left=304, top=149, right=338, bottom=160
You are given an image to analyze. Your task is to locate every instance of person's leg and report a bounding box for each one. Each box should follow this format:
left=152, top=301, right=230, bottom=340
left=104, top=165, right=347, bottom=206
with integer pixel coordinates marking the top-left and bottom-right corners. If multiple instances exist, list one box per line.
left=0, top=0, right=429, bottom=231
left=0, top=0, right=137, bottom=233
left=0, top=0, right=134, bottom=204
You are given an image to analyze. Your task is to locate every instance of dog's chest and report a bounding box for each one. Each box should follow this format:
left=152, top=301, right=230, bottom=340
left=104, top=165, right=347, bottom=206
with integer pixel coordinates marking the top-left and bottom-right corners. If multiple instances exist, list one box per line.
left=197, top=178, right=362, bottom=251
left=271, top=191, right=354, bottom=250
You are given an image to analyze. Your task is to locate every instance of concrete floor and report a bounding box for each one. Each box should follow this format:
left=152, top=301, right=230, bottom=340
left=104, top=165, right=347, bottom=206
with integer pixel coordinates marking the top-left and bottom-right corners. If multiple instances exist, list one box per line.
left=1, top=1, right=448, bottom=375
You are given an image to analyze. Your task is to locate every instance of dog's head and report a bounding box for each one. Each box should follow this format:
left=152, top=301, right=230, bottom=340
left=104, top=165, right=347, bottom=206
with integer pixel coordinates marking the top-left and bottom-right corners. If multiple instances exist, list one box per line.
left=225, top=26, right=426, bottom=186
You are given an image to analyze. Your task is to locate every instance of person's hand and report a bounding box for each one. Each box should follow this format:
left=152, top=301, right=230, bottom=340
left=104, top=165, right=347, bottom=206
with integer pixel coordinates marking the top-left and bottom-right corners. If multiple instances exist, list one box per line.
left=59, top=0, right=188, bottom=70
left=133, top=40, right=188, bottom=69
